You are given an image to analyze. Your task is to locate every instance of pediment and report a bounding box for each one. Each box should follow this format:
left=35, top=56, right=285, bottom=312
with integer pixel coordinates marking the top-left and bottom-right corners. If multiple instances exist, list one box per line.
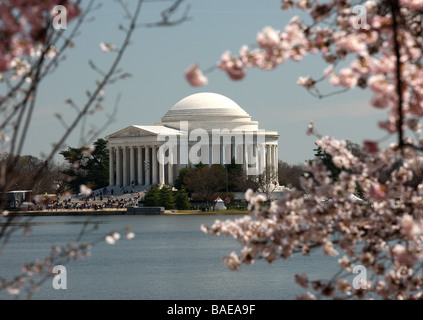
left=106, top=126, right=156, bottom=139
left=105, top=125, right=181, bottom=140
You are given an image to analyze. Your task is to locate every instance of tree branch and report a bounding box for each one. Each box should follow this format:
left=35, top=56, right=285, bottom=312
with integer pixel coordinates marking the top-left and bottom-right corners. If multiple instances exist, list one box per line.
left=390, top=0, right=404, bottom=150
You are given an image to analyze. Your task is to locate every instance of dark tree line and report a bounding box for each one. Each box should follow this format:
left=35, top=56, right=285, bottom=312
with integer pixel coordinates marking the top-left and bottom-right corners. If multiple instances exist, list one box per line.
left=143, top=184, right=190, bottom=210
left=0, top=154, right=64, bottom=195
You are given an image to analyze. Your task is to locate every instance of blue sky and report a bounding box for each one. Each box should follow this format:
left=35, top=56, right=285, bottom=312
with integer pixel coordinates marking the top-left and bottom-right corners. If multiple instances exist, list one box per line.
left=26, top=0, right=390, bottom=165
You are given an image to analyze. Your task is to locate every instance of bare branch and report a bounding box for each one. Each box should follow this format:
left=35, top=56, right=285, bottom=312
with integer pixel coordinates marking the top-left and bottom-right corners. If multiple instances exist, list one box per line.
left=137, top=0, right=191, bottom=27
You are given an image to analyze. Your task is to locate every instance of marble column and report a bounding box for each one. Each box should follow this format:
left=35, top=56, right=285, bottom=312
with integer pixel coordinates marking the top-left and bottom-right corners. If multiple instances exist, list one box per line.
left=116, top=147, right=122, bottom=187
left=258, top=143, right=266, bottom=175
left=145, top=146, right=150, bottom=186
left=254, top=145, right=259, bottom=173
left=247, top=144, right=255, bottom=174
left=273, top=145, right=278, bottom=178
left=109, top=146, right=115, bottom=186
left=236, top=144, right=244, bottom=169
left=266, top=145, right=271, bottom=171
left=159, top=147, right=165, bottom=185
left=209, top=144, right=213, bottom=166
left=122, top=146, right=128, bottom=186
left=130, top=146, right=135, bottom=186
left=152, top=145, right=158, bottom=185
left=224, top=143, right=231, bottom=165
left=244, top=143, right=249, bottom=174
left=137, top=146, right=143, bottom=186
left=168, top=145, right=173, bottom=186
left=212, top=142, right=219, bottom=165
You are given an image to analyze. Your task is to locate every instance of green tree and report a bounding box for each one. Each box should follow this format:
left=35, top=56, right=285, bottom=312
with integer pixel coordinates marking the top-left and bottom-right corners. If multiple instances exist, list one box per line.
left=225, top=157, right=244, bottom=192
left=144, top=185, right=160, bottom=207
left=85, top=139, right=109, bottom=189
left=175, top=188, right=190, bottom=210
left=174, top=167, right=190, bottom=191
left=60, top=138, right=109, bottom=193
left=158, top=185, right=175, bottom=210
left=194, top=162, right=206, bottom=169
left=59, top=147, right=87, bottom=193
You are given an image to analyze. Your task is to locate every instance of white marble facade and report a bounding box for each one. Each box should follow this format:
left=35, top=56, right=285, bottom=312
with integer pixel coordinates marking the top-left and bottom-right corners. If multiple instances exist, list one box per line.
left=105, top=92, right=279, bottom=187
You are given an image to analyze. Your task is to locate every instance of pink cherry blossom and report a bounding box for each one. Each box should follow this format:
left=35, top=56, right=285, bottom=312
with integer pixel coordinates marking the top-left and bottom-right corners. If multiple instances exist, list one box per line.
left=297, top=76, right=315, bottom=89
left=363, top=140, right=379, bottom=153
left=323, top=65, right=333, bottom=77
left=190, top=0, right=423, bottom=300
left=100, top=42, right=116, bottom=53
left=125, top=231, right=135, bottom=240
left=185, top=63, right=208, bottom=87
left=337, top=68, right=358, bottom=88
left=222, top=252, right=241, bottom=271
left=367, top=74, right=394, bottom=94
left=295, top=273, right=309, bottom=288
left=335, top=34, right=366, bottom=53
left=399, top=0, right=423, bottom=9
left=218, top=51, right=246, bottom=80
left=0, top=1, right=81, bottom=75
left=256, top=26, right=280, bottom=49
left=369, top=183, right=386, bottom=201
left=391, top=244, right=417, bottom=268
left=400, top=214, right=422, bottom=236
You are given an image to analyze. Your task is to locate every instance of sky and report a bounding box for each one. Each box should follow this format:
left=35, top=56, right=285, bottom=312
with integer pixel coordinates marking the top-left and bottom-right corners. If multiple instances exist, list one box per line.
left=24, top=0, right=391, bottom=166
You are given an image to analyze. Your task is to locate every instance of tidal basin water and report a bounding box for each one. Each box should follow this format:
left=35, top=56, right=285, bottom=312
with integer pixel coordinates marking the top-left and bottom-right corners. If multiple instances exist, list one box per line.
left=0, top=214, right=342, bottom=300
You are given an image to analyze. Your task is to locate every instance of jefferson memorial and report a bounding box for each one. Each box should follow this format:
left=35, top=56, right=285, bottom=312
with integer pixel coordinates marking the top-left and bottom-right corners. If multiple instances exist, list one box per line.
left=105, top=92, right=279, bottom=188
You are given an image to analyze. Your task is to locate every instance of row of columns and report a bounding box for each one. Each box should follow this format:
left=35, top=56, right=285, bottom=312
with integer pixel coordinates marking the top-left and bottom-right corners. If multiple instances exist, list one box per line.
left=266, top=144, right=278, bottom=178
left=109, top=145, right=175, bottom=188
left=109, top=143, right=278, bottom=187
left=201, top=143, right=278, bottom=175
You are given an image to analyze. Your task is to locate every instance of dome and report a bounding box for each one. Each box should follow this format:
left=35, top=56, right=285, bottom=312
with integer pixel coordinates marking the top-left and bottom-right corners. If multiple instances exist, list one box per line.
left=159, top=92, right=258, bottom=131
left=172, top=92, right=244, bottom=111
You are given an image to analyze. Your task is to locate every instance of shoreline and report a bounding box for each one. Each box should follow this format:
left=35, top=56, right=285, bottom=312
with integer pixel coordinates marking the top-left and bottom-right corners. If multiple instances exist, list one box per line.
left=6, top=209, right=249, bottom=216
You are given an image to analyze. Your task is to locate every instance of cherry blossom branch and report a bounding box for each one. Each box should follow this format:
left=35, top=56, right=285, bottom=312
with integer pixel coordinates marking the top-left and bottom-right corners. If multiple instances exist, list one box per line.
left=27, top=1, right=144, bottom=193
left=0, top=1, right=95, bottom=202
left=0, top=0, right=189, bottom=299
left=390, top=0, right=404, bottom=150
left=0, top=1, right=86, bottom=113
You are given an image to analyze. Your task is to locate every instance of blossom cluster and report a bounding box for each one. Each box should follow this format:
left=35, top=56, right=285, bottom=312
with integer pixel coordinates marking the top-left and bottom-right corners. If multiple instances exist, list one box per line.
left=202, top=135, right=423, bottom=299
left=105, top=229, right=135, bottom=244
left=191, top=1, right=423, bottom=299
left=0, top=0, right=80, bottom=83
left=186, top=0, right=423, bottom=142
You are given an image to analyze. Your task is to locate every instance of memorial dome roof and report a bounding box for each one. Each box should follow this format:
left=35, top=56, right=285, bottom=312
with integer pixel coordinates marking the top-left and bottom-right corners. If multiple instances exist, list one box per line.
left=170, top=92, right=246, bottom=112
left=160, top=92, right=258, bottom=131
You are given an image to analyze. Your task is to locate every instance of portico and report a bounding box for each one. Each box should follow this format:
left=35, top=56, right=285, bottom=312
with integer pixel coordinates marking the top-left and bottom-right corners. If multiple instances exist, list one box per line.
left=107, top=127, right=181, bottom=187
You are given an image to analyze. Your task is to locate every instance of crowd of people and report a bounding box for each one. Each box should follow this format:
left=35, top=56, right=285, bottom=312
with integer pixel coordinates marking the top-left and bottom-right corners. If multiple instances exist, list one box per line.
left=30, top=190, right=144, bottom=212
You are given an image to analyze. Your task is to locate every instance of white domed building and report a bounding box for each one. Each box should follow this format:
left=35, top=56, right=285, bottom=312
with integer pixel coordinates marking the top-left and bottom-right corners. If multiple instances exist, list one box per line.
left=105, top=92, right=279, bottom=188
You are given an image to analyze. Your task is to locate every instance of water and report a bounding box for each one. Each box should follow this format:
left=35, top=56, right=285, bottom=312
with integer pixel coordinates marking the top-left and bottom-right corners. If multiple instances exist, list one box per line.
left=0, top=214, right=341, bottom=300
